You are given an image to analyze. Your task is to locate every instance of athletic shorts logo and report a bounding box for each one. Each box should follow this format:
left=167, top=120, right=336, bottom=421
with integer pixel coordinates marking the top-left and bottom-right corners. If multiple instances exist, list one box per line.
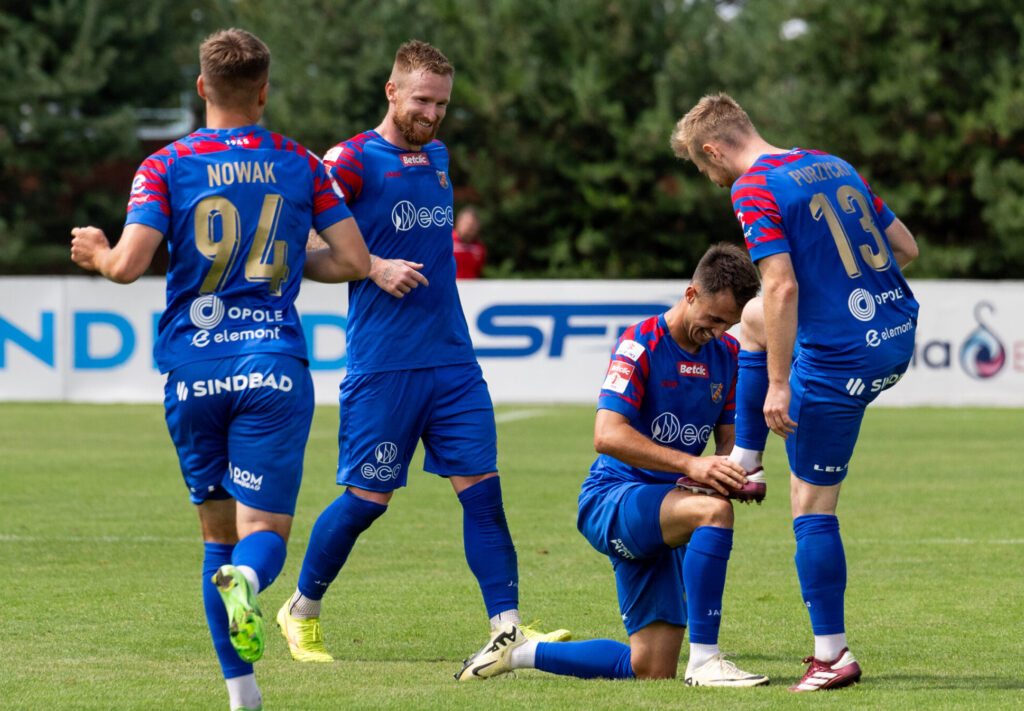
left=229, top=463, right=263, bottom=491
left=848, top=288, right=876, bottom=322
left=361, top=441, right=401, bottom=482
left=176, top=381, right=188, bottom=401
left=190, top=294, right=226, bottom=329
left=651, top=412, right=681, bottom=443
left=610, top=538, right=636, bottom=560
left=374, top=441, right=398, bottom=465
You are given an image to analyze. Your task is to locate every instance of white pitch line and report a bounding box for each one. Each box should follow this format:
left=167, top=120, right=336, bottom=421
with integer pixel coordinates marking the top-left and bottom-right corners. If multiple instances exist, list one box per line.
left=494, top=408, right=547, bottom=424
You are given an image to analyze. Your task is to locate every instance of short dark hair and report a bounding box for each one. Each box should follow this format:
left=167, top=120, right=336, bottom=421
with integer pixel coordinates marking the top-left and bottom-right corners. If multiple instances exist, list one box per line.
left=393, top=40, right=454, bottom=78
left=692, top=242, right=760, bottom=308
left=199, top=28, right=270, bottom=109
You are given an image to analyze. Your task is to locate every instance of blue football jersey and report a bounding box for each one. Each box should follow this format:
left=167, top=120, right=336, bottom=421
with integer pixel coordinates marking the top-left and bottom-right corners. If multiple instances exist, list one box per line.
left=126, top=125, right=352, bottom=373
left=322, top=131, right=476, bottom=375
left=586, top=314, right=739, bottom=487
left=732, top=149, right=919, bottom=373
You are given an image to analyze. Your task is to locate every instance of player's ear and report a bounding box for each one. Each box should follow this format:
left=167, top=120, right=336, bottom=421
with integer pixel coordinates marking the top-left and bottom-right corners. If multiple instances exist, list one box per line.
left=196, top=75, right=207, bottom=101
left=257, top=82, right=268, bottom=108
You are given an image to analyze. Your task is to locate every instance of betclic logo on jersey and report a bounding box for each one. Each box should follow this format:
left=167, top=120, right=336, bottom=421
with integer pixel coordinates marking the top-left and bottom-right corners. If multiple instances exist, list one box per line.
left=391, top=200, right=454, bottom=232
left=677, top=362, right=709, bottom=378
left=400, top=153, right=430, bottom=167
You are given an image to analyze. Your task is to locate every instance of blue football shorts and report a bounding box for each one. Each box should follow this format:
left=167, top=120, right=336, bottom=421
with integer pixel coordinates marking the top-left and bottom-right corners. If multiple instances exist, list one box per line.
left=786, top=356, right=910, bottom=486
left=163, top=353, right=314, bottom=514
left=336, top=362, right=497, bottom=491
left=578, top=479, right=687, bottom=635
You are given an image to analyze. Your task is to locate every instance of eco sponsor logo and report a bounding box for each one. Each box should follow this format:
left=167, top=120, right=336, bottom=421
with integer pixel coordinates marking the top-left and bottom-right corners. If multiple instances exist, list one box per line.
left=360, top=441, right=401, bottom=482
left=651, top=412, right=712, bottom=447
left=185, top=372, right=294, bottom=398
left=651, top=412, right=681, bottom=443
left=229, top=462, right=263, bottom=491
left=391, top=200, right=453, bottom=231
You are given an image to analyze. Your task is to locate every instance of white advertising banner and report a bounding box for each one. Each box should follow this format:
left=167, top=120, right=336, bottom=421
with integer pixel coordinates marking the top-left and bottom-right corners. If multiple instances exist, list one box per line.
left=1, top=277, right=1022, bottom=406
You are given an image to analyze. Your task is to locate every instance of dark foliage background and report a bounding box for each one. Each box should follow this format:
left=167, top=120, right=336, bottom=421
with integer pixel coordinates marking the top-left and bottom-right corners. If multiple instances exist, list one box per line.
left=3, top=0, right=1022, bottom=278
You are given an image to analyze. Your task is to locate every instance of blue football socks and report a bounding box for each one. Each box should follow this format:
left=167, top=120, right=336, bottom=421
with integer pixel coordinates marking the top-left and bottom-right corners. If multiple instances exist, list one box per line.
left=793, top=514, right=846, bottom=635
left=457, top=477, right=519, bottom=618
left=202, top=542, right=253, bottom=679
left=684, top=526, right=734, bottom=645
left=232, top=530, right=287, bottom=593
left=297, top=489, right=387, bottom=600
left=735, top=350, right=770, bottom=451
left=534, top=639, right=634, bottom=679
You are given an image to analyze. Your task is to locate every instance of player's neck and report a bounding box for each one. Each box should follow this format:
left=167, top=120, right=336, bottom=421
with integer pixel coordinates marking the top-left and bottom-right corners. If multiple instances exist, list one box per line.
left=664, top=304, right=700, bottom=353
left=375, top=116, right=422, bottom=152
left=204, top=104, right=262, bottom=130
left=737, top=138, right=788, bottom=173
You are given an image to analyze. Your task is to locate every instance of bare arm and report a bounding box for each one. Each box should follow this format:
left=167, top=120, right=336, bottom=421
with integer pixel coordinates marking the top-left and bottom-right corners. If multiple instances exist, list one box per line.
left=594, top=409, right=746, bottom=495
left=70, top=223, right=163, bottom=283
left=886, top=217, right=919, bottom=269
left=303, top=216, right=371, bottom=283
left=757, top=252, right=799, bottom=438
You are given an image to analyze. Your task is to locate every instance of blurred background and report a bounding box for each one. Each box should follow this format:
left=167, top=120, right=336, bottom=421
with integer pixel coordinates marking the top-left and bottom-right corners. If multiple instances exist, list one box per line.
left=2, top=0, right=1022, bottom=279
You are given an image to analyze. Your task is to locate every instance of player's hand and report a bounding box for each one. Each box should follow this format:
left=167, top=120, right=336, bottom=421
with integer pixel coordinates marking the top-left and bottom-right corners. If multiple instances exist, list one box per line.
left=70, top=226, right=111, bottom=273
left=763, top=382, right=797, bottom=438
left=685, top=456, right=748, bottom=497
left=370, top=257, right=429, bottom=297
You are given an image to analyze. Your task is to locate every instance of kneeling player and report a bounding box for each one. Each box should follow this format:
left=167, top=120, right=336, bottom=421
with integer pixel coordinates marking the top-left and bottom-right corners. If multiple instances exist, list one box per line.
left=456, top=244, right=768, bottom=686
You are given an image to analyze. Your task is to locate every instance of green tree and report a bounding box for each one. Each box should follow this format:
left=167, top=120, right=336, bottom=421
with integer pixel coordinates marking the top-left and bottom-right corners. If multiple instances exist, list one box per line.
left=0, top=0, right=184, bottom=273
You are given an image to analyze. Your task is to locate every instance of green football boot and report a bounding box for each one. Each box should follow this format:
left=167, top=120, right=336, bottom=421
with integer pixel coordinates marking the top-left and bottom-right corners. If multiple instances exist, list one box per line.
left=213, top=564, right=265, bottom=663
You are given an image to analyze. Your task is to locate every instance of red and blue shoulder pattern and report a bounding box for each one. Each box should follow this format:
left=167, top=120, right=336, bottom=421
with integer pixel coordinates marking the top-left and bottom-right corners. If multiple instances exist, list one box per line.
left=598, top=313, right=738, bottom=424
left=321, top=131, right=449, bottom=205
left=730, top=148, right=892, bottom=254
left=126, top=128, right=339, bottom=221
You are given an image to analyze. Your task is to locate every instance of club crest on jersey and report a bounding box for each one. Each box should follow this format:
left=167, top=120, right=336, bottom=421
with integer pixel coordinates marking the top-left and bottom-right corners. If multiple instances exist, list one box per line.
left=710, top=382, right=724, bottom=403
left=436, top=171, right=448, bottom=189
left=400, top=153, right=430, bottom=167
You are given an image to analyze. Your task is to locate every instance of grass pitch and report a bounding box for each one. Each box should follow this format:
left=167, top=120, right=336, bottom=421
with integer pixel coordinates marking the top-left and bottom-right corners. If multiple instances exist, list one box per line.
left=1, top=403, right=1022, bottom=710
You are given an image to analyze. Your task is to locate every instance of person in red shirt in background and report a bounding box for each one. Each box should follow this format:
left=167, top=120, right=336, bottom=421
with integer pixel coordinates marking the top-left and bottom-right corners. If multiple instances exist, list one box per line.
left=453, top=206, right=486, bottom=278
